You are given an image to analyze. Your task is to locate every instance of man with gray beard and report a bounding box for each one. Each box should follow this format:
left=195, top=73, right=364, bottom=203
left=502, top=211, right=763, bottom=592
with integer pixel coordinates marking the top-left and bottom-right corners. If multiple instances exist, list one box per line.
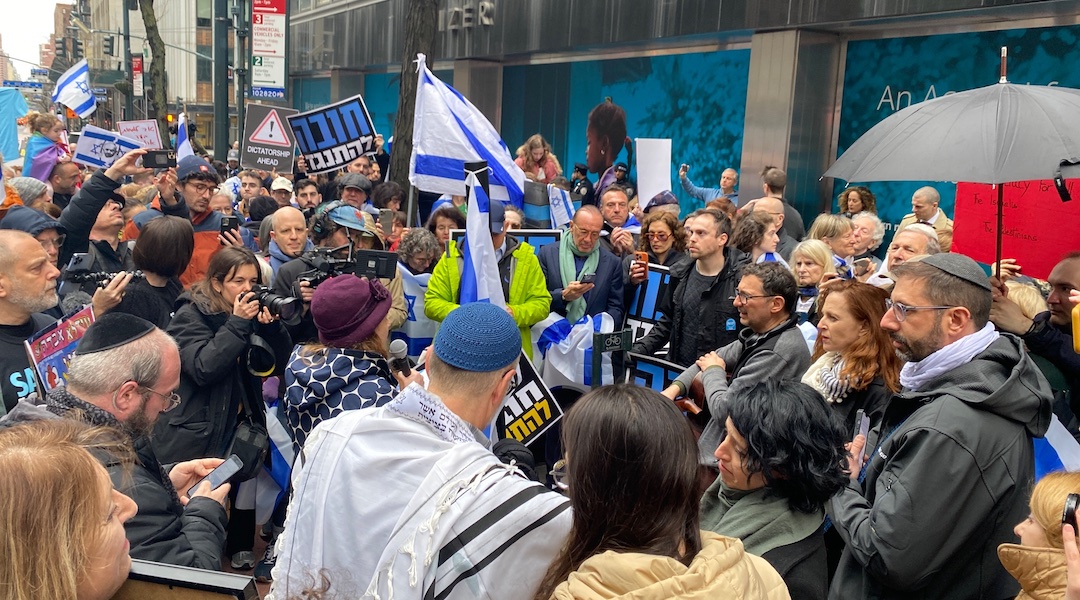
left=0, top=231, right=61, bottom=413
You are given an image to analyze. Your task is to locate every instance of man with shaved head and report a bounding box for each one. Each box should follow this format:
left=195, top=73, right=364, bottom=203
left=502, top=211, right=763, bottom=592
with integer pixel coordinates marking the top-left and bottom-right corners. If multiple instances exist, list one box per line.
left=899, top=186, right=954, bottom=251
left=0, top=230, right=61, bottom=413
left=266, top=206, right=313, bottom=279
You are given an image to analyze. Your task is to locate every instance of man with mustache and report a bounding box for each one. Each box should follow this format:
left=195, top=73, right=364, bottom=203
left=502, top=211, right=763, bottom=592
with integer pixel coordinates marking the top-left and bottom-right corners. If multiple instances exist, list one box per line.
left=829, top=253, right=1052, bottom=599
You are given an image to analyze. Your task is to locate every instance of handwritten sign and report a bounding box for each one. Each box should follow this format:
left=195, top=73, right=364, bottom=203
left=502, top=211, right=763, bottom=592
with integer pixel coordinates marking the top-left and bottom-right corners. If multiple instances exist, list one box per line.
left=24, top=306, right=95, bottom=394
left=287, top=95, right=377, bottom=174
left=117, top=120, right=163, bottom=150
left=953, top=180, right=1080, bottom=280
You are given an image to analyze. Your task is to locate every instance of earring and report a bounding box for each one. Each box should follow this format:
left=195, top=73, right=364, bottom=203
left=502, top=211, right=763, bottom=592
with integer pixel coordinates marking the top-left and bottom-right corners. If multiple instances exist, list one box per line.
left=601, top=150, right=605, bottom=155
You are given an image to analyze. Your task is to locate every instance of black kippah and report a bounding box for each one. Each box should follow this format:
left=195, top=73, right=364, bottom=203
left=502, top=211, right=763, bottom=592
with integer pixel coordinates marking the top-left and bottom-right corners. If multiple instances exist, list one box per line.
left=76, top=313, right=156, bottom=355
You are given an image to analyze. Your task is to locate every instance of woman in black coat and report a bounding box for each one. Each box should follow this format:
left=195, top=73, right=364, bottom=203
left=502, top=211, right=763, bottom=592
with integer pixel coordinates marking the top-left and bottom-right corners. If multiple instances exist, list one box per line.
left=155, top=246, right=291, bottom=570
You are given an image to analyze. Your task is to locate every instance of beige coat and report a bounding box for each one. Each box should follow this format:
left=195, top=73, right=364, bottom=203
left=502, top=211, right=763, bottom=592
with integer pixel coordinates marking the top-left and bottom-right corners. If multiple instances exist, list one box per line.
left=898, top=208, right=954, bottom=252
left=550, top=531, right=790, bottom=600
left=998, top=543, right=1067, bottom=600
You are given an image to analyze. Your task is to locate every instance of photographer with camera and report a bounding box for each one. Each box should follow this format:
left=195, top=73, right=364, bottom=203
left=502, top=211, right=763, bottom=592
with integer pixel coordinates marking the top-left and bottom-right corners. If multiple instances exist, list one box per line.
left=158, top=246, right=292, bottom=571
left=273, top=202, right=406, bottom=344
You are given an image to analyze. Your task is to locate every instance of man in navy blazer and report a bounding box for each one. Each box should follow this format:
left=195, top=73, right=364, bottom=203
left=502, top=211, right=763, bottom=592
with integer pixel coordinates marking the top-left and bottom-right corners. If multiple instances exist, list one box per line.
left=538, top=205, right=624, bottom=326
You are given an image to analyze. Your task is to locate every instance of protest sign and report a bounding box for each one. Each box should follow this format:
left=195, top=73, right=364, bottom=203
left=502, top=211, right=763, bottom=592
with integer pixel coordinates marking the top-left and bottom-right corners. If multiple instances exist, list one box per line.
left=72, top=125, right=143, bottom=169
left=624, top=352, right=685, bottom=393
left=635, top=138, right=672, bottom=210
left=242, top=103, right=298, bottom=172
left=497, top=353, right=562, bottom=447
left=953, top=180, right=1080, bottom=280
left=117, top=120, right=162, bottom=150
left=25, top=306, right=95, bottom=395
left=625, top=264, right=673, bottom=342
left=287, top=95, right=377, bottom=174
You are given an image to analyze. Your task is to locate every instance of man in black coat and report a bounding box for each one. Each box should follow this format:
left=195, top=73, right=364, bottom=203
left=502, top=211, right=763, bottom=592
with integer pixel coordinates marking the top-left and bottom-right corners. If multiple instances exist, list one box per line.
left=0, top=313, right=230, bottom=570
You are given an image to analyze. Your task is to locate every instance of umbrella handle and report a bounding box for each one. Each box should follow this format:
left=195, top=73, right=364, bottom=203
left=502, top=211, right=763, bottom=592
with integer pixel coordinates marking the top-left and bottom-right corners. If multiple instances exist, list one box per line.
left=999, top=47, right=1008, bottom=84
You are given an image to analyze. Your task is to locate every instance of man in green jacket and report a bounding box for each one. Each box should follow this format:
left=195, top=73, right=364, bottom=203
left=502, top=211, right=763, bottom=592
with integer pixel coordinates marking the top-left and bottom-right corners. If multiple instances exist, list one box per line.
left=425, top=202, right=551, bottom=359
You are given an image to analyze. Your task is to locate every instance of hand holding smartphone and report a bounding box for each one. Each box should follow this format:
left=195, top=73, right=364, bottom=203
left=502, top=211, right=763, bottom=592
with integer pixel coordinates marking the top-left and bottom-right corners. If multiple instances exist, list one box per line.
left=187, top=455, right=244, bottom=498
left=580, top=272, right=596, bottom=284
left=853, top=409, right=870, bottom=441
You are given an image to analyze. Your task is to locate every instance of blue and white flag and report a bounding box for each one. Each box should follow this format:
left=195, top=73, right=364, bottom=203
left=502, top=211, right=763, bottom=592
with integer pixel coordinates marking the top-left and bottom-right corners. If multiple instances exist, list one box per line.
left=459, top=171, right=506, bottom=307
left=52, top=59, right=96, bottom=118
left=1034, top=414, right=1080, bottom=480
left=175, top=113, right=195, bottom=161
left=530, top=312, right=616, bottom=391
left=409, top=53, right=525, bottom=207
left=548, top=183, right=574, bottom=229
left=391, top=265, right=438, bottom=360
left=71, top=125, right=142, bottom=169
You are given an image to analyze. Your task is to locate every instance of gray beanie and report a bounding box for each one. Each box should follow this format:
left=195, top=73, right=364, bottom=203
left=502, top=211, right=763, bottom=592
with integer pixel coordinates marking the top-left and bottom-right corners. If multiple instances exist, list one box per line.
left=9, top=177, right=48, bottom=203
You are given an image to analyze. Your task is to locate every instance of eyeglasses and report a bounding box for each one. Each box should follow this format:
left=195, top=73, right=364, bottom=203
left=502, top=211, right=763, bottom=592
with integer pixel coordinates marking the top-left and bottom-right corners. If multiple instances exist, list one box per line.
left=38, top=234, right=67, bottom=250
left=140, top=386, right=182, bottom=413
left=572, top=223, right=601, bottom=240
left=884, top=299, right=955, bottom=322
left=644, top=232, right=670, bottom=242
left=734, top=290, right=777, bottom=303
left=186, top=182, right=215, bottom=195
left=550, top=458, right=568, bottom=491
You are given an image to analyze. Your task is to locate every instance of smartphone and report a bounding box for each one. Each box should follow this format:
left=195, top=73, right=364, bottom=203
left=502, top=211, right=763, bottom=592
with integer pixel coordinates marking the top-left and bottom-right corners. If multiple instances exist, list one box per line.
left=187, top=454, right=244, bottom=498
left=378, top=208, right=394, bottom=238
left=1064, top=493, right=1080, bottom=531
left=219, top=215, right=240, bottom=240
left=580, top=272, right=596, bottom=284
left=680, top=163, right=689, bottom=171
left=635, top=251, right=649, bottom=265
left=853, top=257, right=872, bottom=276
left=853, top=409, right=870, bottom=441
left=143, top=150, right=177, bottom=169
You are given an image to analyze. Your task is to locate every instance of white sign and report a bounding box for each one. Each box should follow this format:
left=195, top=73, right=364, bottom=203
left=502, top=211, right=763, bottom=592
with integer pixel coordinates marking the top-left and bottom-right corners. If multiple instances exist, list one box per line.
left=117, top=120, right=163, bottom=150
left=635, top=138, right=672, bottom=210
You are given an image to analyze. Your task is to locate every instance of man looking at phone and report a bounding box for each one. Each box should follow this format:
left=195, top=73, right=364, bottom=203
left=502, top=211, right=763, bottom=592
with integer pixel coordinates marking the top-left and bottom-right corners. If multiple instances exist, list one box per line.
left=130, top=155, right=257, bottom=287
left=830, top=254, right=1052, bottom=599
left=425, top=201, right=551, bottom=358
left=538, top=205, right=624, bottom=325
left=0, top=313, right=231, bottom=570
left=633, top=208, right=746, bottom=366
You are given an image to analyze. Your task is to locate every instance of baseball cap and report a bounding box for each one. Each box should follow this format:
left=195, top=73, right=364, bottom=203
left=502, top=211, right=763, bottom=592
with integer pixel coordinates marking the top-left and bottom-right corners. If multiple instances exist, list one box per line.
left=326, top=204, right=372, bottom=237
left=227, top=149, right=240, bottom=161
left=271, top=177, right=293, bottom=192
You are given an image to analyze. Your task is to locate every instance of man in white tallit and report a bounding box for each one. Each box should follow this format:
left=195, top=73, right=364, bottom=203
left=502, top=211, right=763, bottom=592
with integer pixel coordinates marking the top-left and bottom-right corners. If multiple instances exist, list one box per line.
left=268, top=302, right=571, bottom=599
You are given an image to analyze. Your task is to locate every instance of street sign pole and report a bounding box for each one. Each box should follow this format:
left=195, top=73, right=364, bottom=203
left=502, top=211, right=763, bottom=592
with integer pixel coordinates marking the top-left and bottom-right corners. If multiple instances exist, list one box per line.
left=213, top=0, right=230, bottom=159
left=123, top=2, right=133, bottom=120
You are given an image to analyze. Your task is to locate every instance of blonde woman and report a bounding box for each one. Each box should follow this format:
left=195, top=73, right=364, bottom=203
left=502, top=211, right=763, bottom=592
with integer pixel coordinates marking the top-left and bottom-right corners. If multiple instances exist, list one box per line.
left=515, top=134, right=563, bottom=183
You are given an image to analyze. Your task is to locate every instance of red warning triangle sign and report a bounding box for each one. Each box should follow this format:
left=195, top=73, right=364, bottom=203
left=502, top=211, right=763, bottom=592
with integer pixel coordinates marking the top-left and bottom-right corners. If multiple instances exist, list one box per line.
left=248, top=110, right=292, bottom=147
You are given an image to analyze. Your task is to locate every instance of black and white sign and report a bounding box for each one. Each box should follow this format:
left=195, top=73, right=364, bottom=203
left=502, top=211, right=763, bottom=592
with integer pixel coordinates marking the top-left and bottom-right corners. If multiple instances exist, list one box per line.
left=287, top=95, right=378, bottom=174
left=242, top=103, right=298, bottom=172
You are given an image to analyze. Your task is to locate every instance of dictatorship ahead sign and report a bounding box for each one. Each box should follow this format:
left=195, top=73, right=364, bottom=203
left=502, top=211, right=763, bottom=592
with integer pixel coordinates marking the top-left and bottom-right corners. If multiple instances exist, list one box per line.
left=241, top=103, right=298, bottom=172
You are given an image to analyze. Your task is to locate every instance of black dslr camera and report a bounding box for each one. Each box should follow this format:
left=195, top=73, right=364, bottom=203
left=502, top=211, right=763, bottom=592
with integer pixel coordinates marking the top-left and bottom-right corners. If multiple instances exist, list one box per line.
left=249, top=285, right=300, bottom=324
left=60, top=253, right=145, bottom=296
left=296, top=246, right=397, bottom=289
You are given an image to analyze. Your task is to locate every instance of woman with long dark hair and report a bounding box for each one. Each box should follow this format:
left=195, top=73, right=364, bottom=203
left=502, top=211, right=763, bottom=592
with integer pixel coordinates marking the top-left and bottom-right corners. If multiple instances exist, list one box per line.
left=533, top=384, right=788, bottom=600
left=158, top=246, right=292, bottom=570
left=701, top=380, right=849, bottom=599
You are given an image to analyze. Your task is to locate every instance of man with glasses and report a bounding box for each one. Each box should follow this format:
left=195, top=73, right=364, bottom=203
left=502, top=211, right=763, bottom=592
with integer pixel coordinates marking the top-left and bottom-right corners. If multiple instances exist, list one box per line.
left=661, top=262, right=810, bottom=462
left=634, top=209, right=746, bottom=366
left=830, top=253, right=1052, bottom=599
left=538, top=205, right=625, bottom=325
left=0, top=313, right=232, bottom=570
left=131, top=155, right=257, bottom=287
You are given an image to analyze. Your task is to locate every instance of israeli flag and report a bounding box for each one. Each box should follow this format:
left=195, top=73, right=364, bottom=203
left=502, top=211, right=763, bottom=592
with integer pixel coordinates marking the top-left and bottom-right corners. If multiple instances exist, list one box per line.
left=392, top=265, right=438, bottom=360
left=247, top=390, right=295, bottom=525
left=51, top=59, right=96, bottom=118
left=175, top=113, right=195, bottom=161
left=409, top=53, right=525, bottom=207
left=459, top=171, right=506, bottom=307
left=530, top=312, right=616, bottom=389
left=548, top=183, right=574, bottom=229
left=1033, top=414, right=1080, bottom=480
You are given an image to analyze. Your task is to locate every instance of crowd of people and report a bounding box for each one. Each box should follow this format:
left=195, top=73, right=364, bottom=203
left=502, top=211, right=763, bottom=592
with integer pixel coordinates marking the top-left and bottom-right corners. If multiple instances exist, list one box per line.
left=0, top=101, right=1079, bottom=600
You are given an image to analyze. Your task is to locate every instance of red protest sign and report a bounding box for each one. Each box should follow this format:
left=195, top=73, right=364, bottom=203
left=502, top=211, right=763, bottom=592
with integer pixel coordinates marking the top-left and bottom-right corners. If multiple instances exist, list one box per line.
left=953, top=180, right=1080, bottom=280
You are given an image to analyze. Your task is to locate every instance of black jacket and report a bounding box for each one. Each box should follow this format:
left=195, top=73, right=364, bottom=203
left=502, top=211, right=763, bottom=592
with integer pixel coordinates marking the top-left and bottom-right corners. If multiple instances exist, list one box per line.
left=59, top=169, right=125, bottom=270
left=763, top=530, right=829, bottom=600
left=828, top=334, right=1053, bottom=600
left=0, top=391, right=228, bottom=570
left=154, top=292, right=292, bottom=465
left=632, top=247, right=747, bottom=366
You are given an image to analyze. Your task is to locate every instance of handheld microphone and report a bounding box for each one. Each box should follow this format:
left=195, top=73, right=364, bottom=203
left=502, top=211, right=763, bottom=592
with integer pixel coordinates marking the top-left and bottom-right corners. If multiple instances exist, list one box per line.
left=388, top=339, right=412, bottom=377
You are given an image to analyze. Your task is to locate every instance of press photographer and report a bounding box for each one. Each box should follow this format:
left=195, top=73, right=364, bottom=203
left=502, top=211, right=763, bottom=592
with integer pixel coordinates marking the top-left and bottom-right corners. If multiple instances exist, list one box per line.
left=273, top=202, right=406, bottom=343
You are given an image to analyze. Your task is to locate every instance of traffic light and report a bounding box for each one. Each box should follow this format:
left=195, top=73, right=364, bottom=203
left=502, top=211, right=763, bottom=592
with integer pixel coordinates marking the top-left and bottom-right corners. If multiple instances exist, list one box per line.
left=166, top=114, right=175, bottom=124
left=103, top=35, right=115, bottom=57
left=55, top=38, right=67, bottom=59
left=73, top=40, right=85, bottom=60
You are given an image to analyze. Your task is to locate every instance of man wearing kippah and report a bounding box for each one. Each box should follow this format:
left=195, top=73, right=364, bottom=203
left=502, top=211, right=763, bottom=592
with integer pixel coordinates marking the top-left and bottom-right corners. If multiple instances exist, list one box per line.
left=270, top=302, right=571, bottom=599
left=829, top=253, right=1053, bottom=599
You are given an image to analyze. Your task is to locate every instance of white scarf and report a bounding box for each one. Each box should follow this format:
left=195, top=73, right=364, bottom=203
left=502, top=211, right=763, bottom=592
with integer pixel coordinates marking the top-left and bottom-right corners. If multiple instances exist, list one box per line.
left=899, top=323, right=999, bottom=392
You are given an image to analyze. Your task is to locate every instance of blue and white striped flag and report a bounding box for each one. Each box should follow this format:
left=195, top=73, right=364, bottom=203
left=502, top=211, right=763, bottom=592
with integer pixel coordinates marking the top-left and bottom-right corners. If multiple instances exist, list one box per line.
left=459, top=171, right=506, bottom=307
left=548, top=183, right=574, bottom=229
left=51, top=59, right=96, bottom=118
left=1033, top=414, right=1080, bottom=480
left=409, top=53, right=525, bottom=207
left=391, top=265, right=438, bottom=360
left=175, top=113, right=195, bottom=161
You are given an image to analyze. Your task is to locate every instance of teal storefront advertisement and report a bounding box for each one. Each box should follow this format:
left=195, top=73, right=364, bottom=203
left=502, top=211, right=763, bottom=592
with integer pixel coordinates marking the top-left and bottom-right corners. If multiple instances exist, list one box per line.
left=836, top=26, right=1080, bottom=233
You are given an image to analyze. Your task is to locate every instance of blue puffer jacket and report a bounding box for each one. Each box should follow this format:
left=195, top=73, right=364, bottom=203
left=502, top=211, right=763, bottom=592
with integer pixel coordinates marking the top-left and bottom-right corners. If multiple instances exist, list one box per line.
left=284, top=346, right=398, bottom=454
